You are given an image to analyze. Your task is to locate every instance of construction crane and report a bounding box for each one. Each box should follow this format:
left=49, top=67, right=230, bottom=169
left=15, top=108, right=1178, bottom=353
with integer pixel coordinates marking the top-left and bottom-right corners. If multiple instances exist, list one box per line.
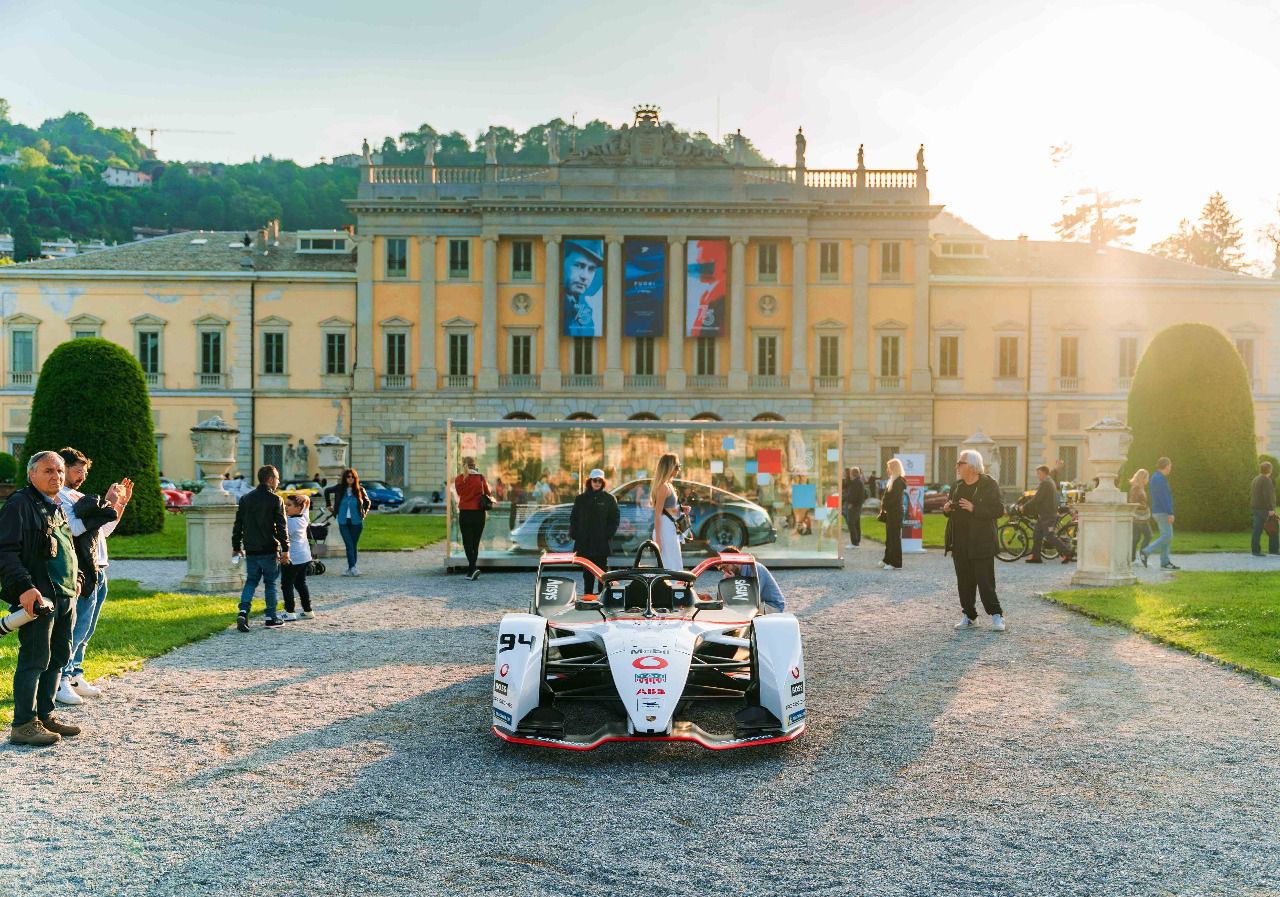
left=131, top=127, right=234, bottom=152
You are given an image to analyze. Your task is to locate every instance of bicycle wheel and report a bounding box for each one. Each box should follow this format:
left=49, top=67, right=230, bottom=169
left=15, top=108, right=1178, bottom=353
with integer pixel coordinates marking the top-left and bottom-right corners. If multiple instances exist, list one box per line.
left=1058, top=521, right=1078, bottom=556
left=997, top=523, right=1028, bottom=562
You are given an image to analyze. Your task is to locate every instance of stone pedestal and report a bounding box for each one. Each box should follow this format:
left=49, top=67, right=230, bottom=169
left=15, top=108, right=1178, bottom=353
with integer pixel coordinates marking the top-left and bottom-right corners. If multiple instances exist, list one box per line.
left=1071, top=417, right=1136, bottom=587
left=181, top=416, right=245, bottom=592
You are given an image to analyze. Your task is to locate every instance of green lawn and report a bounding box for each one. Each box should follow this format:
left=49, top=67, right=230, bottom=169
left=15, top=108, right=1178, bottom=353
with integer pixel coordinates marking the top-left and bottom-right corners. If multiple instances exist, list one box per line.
left=111, top=511, right=448, bottom=558
left=1047, top=572, right=1280, bottom=680
left=1, top=579, right=232, bottom=726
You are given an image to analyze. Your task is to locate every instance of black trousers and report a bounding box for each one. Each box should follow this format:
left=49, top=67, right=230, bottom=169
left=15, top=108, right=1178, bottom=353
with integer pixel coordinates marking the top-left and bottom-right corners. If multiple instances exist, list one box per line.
left=458, top=509, right=487, bottom=573
left=1032, top=517, right=1071, bottom=559
left=844, top=503, right=863, bottom=545
left=580, top=554, right=608, bottom=595
left=882, top=522, right=903, bottom=568
left=953, top=552, right=1002, bottom=619
left=282, top=562, right=311, bottom=613
left=13, top=597, right=73, bottom=727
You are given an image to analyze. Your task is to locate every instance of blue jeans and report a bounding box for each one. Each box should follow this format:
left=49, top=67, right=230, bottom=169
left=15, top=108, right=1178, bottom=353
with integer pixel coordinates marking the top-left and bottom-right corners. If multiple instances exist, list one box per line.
left=1145, top=516, right=1174, bottom=566
left=239, top=555, right=280, bottom=617
left=339, top=521, right=363, bottom=570
left=1251, top=511, right=1279, bottom=555
left=62, top=570, right=108, bottom=678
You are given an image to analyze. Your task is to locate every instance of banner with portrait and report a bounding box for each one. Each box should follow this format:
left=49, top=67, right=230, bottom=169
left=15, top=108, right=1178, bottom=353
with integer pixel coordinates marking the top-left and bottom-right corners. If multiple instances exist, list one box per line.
left=685, top=239, right=727, bottom=337
left=562, top=238, right=604, bottom=337
left=623, top=238, right=666, bottom=337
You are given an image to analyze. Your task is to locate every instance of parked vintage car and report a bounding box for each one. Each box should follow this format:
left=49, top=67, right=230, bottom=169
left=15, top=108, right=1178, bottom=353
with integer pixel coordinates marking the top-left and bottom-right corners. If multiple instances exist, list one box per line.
left=923, top=485, right=951, bottom=513
left=162, top=485, right=194, bottom=510
left=509, top=478, right=777, bottom=555
left=363, top=480, right=405, bottom=510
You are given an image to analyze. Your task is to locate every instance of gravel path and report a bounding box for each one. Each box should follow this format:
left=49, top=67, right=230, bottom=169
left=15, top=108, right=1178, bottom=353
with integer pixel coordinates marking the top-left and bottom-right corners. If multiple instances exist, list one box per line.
left=3, top=546, right=1277, bottom=897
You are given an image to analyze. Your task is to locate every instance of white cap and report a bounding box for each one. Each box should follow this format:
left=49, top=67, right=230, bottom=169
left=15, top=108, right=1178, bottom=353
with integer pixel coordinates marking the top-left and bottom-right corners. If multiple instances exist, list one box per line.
left=588, top=468, right=606, bottom=481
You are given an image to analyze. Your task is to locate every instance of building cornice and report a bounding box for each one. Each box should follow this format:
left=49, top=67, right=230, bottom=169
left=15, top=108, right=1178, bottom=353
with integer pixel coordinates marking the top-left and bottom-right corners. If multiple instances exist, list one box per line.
left=345, top=199, right=944, bottom=221
left=0, top=270, right=355, bottom=282
left=931, top=275, right=1278, bottom=290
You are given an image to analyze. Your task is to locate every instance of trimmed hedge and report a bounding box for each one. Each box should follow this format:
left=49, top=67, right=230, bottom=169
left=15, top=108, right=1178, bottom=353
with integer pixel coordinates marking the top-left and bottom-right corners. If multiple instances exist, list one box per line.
left=1122, top=323, right=1256, bottom=532
left=21, top=339, right=164, bottom=534
left=0, top=452, right=16, bottom=484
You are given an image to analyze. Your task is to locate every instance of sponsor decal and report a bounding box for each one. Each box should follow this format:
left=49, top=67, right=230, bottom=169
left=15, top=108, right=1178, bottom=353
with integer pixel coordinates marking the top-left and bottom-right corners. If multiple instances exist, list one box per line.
left=494, top=680, right=509, bottom=695
left=634, top=673, right=667, bottom=684
left=494, top=697, right=513, bottom=709
left=631, top=647, right=671, bottom=655
left=788, top=709, right=806, bottom=725
left=790, top=681, right=804, bottom=697
left=499, top=663, right=509, bottom=677
left=790, top=666, right=801, bottom=680
left=732, top=579, right=751, bottom=601
left=645, top=715, right=658, bottom=722
left=499, top=632, right=537, bottom=654
left=642, top=701, right=661, bottom=709
left=784, top=699, right=804, bottom=710
left=493, top=708, right=513, bottom=725
left=635, top=688, right=666, bottom=695
left=632, top=656, right=669, bottom=670
left=540, top=580, right=563, bottom=604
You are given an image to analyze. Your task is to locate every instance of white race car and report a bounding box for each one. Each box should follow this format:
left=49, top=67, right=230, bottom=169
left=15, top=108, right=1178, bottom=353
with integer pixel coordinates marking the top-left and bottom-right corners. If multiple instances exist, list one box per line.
left=491, top=542, right=806, bottom=750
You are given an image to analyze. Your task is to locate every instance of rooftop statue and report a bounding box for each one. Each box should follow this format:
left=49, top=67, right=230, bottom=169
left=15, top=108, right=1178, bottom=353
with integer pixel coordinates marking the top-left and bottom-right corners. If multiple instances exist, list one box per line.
left=568, top=108, right=727, bottom=167
left=795, top=127, right=806, bottom=169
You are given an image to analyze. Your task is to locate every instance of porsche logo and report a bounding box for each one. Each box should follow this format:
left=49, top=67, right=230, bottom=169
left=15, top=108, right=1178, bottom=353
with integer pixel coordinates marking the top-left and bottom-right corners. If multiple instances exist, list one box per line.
left=632, top=656, right=669, bottom=670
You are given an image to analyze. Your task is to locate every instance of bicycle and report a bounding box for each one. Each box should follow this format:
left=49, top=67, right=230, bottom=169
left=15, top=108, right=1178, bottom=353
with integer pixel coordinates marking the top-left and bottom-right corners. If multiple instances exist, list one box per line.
left=996, top=502, right=1076, bottom=562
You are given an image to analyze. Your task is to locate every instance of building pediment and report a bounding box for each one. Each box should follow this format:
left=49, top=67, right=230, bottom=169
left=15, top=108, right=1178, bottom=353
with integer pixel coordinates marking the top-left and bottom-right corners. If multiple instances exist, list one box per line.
left=4, top=312, right=42, bottom=325
left=66, top=313, right=105, bottom=326
left=130, top=313, right=168, bottom=327
left=565, top=107, right=729, bottom=168
left=441, top=316, right=477, bottom=329
left=991, top=319, right=1026, bottom=331
left=259, top=315, right=292, bottom=327
left=319, top=316, right=354, bottom=328
left=874, top=318, right=908, bottom=331
left=1053, top=319, right=1088, bottom=332
left=933, top=318, right=967, bottom=331
left=193, top=313, right=229, bottom=327
left=379, top=315, right=413, bottom=328
left=813, top=318, right=846, bottom=330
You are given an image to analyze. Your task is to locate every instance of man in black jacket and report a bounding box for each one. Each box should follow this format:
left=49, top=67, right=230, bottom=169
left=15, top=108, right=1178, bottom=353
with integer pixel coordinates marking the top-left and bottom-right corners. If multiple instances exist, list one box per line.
left=1027, top=464, right=1073, bottom=564
left=0, top=450, right=84, bottom=746
left=232, top=465, right=289, bottom=632
left=569, top=468, right=619, bottom=593
left=943, top=450, right=1006, bottom=631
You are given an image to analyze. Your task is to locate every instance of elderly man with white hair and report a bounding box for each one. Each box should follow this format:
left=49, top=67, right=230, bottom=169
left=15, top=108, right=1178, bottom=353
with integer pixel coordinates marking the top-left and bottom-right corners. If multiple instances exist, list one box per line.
left=942, top=449, right=1007, bottom=632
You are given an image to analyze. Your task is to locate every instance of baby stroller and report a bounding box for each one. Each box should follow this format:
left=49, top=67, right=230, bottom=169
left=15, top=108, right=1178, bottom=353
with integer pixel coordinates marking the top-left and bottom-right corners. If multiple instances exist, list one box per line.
left=305, top=506, right=332, bottom=575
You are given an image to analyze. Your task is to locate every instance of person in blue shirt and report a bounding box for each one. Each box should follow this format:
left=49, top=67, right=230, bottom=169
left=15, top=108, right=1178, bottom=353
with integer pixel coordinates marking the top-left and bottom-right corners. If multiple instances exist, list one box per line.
left=718, top=547, right=785, bottom=613
left=1142, top=457, right=1179, bottom=570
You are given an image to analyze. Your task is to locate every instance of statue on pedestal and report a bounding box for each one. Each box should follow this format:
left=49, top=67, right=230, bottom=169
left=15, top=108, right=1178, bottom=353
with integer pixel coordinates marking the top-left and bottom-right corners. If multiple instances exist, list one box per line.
left=485, top=128, right=497, bottom=165
left=547, top=124, right=560, bottom=164
left=917, top=143, right=926, bottom=168
left=361, top=138, right=371, bottom=164
left=794, top=127, right=806, bottom=169
left=295, top=439, right=310, bottom=479
left=857, top=143, right=865, bottom=168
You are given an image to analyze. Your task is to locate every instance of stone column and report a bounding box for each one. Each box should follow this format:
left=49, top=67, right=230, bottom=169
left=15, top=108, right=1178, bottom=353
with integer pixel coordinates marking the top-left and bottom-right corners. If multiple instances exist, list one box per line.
left=728, top=236, right=748, bottom=391
left=353, top=234, right=375, bottom=391
left=181, top=417, right=244, bottom=592
left=666, top=236, right=686, bottom=391
left=604, top=236, right=624, bottom=390
left=790, top=238, right=809, bottom=391
left=910, top=239, right=932, bottom=393
left=478, top=235, right=499, bottom=390
left=851, top=239, right=870, bottom=392
left=415, top=235, right=437, bottom=390
left=541, top=235, right=562, bottom=390
left=1072, top=418, right=1137, bottom=587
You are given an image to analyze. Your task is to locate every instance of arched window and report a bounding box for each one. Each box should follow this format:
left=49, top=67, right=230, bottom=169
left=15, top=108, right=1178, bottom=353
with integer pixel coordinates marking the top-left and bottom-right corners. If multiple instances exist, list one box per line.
left=566, top=411, right=598, bottom=421
left=504, top=411, right=535, bottom=421
left=752, top=412, right=784, bottom=422
left=628, top=412, right=660, bottom=421
left=691, top=411, right=722, bottom=422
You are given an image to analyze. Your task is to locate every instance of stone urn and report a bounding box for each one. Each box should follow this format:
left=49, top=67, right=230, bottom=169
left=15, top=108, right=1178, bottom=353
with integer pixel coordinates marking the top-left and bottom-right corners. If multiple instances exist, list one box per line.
left=313, top=435, right=350, bottom=557
left=1083, top=417, right=1133, bottom=503
left=190, top=416, right=239, bottom=507
left=181, top=416, right=244, bottom=592
left=1071, top=417, right=1137, bottom=587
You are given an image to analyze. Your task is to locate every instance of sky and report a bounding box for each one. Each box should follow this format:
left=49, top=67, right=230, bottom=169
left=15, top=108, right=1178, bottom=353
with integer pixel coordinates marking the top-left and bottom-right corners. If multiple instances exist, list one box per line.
left=4, top=0, right=1279, bottom=268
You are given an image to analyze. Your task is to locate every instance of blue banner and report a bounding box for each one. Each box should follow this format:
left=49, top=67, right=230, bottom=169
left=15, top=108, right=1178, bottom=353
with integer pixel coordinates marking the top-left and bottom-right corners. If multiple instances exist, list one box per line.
left=623, top=239, right=666, bottom=337
left=562, top=238, right=604, bottom=337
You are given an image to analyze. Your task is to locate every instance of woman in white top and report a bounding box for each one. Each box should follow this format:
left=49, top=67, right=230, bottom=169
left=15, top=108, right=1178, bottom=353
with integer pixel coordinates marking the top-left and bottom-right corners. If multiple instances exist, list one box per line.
left=651, top=453, right=688, bottom=570
left=281, top=493, right=315, bottom=620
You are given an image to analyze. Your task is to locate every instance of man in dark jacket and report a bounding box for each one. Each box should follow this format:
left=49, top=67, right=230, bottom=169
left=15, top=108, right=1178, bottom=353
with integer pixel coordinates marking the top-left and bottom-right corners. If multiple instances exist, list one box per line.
left=0, top=450, right=84, bottom=746
left=1027, top=464, right=1073, bottom=564
left=943, top=449, right=1006, bottom=631
left=842, top=468, right=866, bottom=547
left=1249, top=461, right=1277, bottom=557
left=232, top=465, right=289, bottom=631
left=569, top=468, right=619, bottom=594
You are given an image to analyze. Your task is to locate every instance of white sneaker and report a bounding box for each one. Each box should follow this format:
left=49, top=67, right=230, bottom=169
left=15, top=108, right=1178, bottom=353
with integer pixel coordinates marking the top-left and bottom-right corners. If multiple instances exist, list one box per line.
left=991, top=614, right=1006, bottom=632
left=954, top=617, right=976, bottom=630
left=56, top=677, right=84, bottom=705
left=280, top=612, right=298, bottom=621
left=298, top=610, right=314, bottom=619
left=342, top=568, right=355, bottom=577
left=71, top=675, right=102, bottom=698
left=349, top=567, right=361, bottom=577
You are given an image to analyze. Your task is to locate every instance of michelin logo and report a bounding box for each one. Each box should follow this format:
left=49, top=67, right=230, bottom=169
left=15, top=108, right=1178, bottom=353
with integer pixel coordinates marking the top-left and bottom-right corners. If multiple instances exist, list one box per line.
left=493, top=708, right=513, bottom=726
left=787, top=709, right=806, bottom=725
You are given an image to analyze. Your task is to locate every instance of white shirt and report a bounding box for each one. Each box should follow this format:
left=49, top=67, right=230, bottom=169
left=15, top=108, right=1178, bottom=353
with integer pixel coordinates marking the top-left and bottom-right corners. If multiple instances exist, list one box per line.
left=286, top=515, right=313, bottom=565
left=59, top=485, right=118, bottom=567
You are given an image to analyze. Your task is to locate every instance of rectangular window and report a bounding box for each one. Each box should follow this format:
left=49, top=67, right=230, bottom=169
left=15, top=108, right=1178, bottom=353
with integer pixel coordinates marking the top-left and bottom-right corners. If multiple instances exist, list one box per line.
left=880, top=242, right=901, bottom=279
left=448, top=239, right=470, bottom=278
left=1060, top=336, right=1079, bottom=378
left=879, top=446, right=899, bottom=475
left=200, top=331, right=222, bottom=374
left=325, top=332, right=348, bottom=375
left=572, top=337, right=594, bottom=376
left=385, top=238, right=407, bottom=277
left=1119, top=337, right=1138, bottom=380
left=448, top=333, right=470, bottom=376
left=12, top=331, right=34, bottom=372
left=9, top=441, right=25, bottom=459
left=74, top=329, right=96, bottom=339
left=997, top=446, right=1019, bottom=487
left=262, top=442, right=284, bottom=472
left=757, top=243, right=778, bottom=282
left=634, top=336, right=655, bottom=376
left=998, top=336, right=1019, bottom=378
left=1236, top=338, right=1255, bottom=383
left=384, top=444, right=407, bottom=489
left=880, top=335, right=900, bottom=376
left=819, top=242, right=839, bottom=279
left=695, top=337, right=717, bottom=376
left=938, top=335, right=960, bottom=378
left=262, top=332, right=285, bottom=375
left=137, top=331, right=160, bottom=374
left=756, top=335, right=778, bottom=376
left=511, top=240, right=533, bottom=280
left=385, top=332, right=407, bottom=377
left=1059, top=445, right=1079, bottom=482
left=819, top=335, right=840, bottom=378
left=937, top=445, right=957, bottom=482
left=510, top=334, right=532, bottom=376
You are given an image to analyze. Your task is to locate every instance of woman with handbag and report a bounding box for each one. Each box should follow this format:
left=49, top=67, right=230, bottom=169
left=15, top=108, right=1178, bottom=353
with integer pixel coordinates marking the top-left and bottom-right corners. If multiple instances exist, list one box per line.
left=1129, top=469, right=1153, bottom=564
left=651, top=453, right=689, bottom=571
left=325, top=468, right=371, bottom=577
left=454, top=456, right=493, bottom=581
left=879, top=458, right=906, bottom=570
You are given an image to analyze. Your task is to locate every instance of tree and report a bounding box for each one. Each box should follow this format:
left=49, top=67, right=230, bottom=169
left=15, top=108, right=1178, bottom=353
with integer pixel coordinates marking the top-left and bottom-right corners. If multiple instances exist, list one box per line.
left=0, top=97, right=9, bottom=122
left=1123, top=323, right=1256, bottom=531
left=1151, top=192, right=1247, bottom=272
left=1053, top=188, right=1139, bottom=246
left=12, top=220, right=40, bottom=261
left=0, top=451, right=16, bottom=483
left=21, top=339, right=164, bottom=534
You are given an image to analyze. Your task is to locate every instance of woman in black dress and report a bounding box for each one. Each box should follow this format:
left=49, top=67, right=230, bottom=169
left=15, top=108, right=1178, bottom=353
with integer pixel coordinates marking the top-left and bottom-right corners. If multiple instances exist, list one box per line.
left=880, top=458, right=906, bottom=569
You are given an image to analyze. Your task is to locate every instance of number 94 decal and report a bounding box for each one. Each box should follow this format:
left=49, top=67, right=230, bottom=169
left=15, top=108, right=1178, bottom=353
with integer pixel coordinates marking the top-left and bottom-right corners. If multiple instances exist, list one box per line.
left=499, top=632, right=537, bottom=653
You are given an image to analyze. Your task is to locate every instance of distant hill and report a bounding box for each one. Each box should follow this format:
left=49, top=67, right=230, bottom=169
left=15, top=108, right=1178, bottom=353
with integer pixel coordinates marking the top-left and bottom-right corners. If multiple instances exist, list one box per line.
left=0, top=102, right=776, bottom=262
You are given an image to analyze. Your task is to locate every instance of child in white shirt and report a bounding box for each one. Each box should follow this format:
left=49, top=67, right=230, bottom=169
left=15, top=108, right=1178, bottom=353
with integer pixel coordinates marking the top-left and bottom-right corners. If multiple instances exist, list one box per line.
left=281, top=494, right=315, bottom=620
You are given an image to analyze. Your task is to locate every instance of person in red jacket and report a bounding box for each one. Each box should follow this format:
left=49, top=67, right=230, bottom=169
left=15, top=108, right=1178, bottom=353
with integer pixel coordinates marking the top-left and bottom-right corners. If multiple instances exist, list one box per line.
left=453, top=457, right=492, bottom=581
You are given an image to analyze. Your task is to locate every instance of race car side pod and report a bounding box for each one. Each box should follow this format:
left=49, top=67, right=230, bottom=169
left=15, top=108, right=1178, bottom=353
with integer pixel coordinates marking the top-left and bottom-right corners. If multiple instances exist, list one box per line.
left=0, top=595, right=54, bottom=637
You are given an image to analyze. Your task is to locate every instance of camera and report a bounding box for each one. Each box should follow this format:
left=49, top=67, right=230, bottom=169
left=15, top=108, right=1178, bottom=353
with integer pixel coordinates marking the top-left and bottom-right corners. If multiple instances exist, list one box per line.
left=0, top=595, right=55, bottom=637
